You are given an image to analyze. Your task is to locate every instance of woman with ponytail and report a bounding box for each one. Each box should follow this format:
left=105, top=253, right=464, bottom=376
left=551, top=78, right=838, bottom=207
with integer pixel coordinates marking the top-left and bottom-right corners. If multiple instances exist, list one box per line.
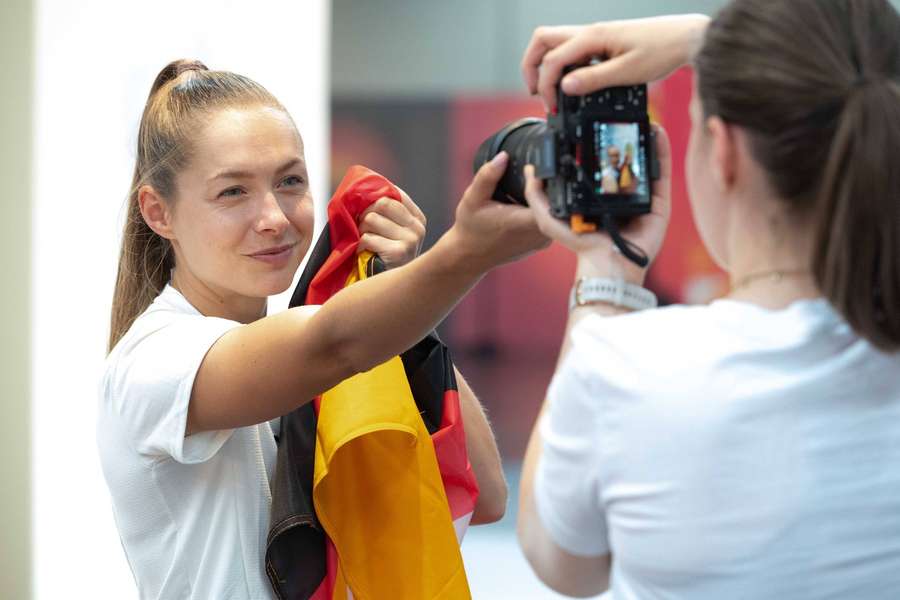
left=516, top=1, right=900, bottom=597
left=99, top=60, right=545, bottom=599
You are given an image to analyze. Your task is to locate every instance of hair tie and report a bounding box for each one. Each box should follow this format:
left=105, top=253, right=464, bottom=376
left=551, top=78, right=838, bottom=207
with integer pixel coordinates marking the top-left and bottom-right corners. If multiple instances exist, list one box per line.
left=853, top=74, right=885, bottom=89
left=849, top=75, right=875, bottom=97
left=176, top=60, right=209, bottom=77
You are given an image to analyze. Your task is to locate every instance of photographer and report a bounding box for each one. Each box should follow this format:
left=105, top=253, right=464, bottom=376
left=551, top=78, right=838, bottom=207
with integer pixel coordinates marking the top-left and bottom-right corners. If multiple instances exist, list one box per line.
left=516, top=2, right=900, bottom=598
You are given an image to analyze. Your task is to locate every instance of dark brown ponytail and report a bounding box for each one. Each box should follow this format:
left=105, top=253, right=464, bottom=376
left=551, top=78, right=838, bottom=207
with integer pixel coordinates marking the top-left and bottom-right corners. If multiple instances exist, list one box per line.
left=108, top=59, right=283, bottom=352
left=815, top=78, right=900, bottom=351
left=696, top=0, right=900, bottom=351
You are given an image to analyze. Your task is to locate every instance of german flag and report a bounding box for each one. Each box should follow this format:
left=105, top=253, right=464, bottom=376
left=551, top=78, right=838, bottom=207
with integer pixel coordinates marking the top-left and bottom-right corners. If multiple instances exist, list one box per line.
left=265, top=166, right=479, bottom=600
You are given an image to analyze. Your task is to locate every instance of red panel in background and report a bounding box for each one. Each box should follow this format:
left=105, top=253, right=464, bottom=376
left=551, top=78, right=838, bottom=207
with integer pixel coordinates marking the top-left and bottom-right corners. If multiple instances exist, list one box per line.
left=448, top=96, right=576, bottom=353
left=650, top=67, right=728, bottom=304
left=447, top=68, right=725, bottom=354
left=331, top=117, right=401, bottom=193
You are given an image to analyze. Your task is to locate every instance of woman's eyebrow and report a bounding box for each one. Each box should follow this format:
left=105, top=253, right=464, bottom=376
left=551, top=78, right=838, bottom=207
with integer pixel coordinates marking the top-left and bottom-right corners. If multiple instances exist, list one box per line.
left=207, top=157, right=306, bottom=183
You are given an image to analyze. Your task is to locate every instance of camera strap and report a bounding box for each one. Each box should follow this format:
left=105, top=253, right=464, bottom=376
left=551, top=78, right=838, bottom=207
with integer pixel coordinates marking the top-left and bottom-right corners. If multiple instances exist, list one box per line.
left=603, top=213, right=649, bottom=268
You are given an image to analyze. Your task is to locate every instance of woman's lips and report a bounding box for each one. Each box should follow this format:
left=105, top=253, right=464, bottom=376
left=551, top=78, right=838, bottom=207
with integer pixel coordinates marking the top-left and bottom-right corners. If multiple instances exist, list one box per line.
left=248, top=243, right=296, bottom=267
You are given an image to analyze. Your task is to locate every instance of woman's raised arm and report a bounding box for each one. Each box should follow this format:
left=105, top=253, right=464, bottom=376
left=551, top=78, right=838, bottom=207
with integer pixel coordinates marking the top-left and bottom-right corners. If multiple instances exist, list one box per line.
left=187, top=152, right=548, bottom=435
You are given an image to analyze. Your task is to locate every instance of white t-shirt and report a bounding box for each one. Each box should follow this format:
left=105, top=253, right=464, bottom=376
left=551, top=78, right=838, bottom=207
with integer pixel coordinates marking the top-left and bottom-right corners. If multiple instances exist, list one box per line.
left=536, top=298, right=900, bottom=600
left=98, top=284, right=279, bottom=600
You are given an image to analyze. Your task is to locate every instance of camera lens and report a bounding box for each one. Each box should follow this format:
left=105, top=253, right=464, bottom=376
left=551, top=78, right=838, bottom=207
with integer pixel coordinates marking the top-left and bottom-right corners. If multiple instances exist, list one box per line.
left=473, top=118, right=547, bottom=206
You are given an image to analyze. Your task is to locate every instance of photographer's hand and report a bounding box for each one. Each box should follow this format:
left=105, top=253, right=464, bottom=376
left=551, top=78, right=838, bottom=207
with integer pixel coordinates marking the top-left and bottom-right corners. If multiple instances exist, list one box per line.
left=523, top=124, right=672, bottom=285
left=522, top=14, right=710, bottom=112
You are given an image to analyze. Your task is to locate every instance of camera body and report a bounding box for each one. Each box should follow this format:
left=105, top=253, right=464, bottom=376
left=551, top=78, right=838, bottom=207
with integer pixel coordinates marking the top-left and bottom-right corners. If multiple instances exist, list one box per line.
left=474, top=72, right=659, bottom=234
left=542, top=81, right=658, bottom=232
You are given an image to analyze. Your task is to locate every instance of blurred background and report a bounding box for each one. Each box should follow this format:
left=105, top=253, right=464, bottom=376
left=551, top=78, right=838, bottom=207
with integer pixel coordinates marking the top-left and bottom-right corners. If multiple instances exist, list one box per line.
left=6, top=0, right=889, bottom=598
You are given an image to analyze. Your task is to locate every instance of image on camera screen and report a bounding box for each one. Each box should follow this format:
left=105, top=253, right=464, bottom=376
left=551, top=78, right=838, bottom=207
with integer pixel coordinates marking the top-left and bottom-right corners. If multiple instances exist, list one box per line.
left=592, top=122, right=648, bottom=197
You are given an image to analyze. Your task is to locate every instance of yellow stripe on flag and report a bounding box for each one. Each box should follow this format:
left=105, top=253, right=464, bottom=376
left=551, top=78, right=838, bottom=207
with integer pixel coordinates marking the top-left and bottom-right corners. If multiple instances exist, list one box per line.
left=313, top=252, right=471, bottom=600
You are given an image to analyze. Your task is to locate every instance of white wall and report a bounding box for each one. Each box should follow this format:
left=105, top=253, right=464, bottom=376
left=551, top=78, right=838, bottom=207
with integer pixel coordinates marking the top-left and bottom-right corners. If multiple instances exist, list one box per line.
left=31, top=1, right=330, bottom=597
left=0, top=0, right=33, bottom=597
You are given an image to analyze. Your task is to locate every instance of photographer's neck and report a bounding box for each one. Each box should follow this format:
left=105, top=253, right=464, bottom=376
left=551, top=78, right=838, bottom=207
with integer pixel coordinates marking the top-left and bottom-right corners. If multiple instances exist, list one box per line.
left=723, top=198, right=821, bottom=310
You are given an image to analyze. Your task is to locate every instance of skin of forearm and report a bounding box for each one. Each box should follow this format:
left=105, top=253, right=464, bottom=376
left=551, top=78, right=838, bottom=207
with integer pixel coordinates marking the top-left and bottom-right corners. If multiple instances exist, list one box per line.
left=518, top=257, right=639, bottom=586
left=520, top=292, right=628, bottom=517
left=521, top=251, right=641, bottom=504
left=520, top=292, right=631, bottom=502
left=455, top=368, right=508, bottom=524
left=576, top=250, right=647, bottom=287
left=684, top=14, right=711, bottom=62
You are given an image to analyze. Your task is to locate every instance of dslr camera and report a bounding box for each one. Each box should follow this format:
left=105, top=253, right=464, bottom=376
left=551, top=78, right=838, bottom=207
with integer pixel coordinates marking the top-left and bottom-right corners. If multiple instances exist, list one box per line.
left=473, top=66, right=659, bottom=266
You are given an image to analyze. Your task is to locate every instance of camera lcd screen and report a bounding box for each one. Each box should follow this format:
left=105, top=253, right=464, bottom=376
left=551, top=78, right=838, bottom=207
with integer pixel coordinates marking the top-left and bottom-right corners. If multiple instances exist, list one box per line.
left=592, top=122, right=649, bottom=198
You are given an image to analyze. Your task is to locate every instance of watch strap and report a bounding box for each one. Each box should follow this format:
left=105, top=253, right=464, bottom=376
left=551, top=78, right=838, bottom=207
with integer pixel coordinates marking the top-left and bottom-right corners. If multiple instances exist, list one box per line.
left=569, top=277, right=658, bottom=311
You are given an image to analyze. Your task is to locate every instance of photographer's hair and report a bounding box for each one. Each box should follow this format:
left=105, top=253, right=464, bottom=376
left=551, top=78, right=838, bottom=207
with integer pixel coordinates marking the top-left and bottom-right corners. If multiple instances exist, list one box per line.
left=695, top=0, right=900, bottom=351
left=108, top=59, right=284, bottom=352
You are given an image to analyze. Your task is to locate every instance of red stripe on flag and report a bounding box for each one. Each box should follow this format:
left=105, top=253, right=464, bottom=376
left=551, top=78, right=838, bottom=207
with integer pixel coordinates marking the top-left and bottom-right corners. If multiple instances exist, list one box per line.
left=433, top=389, right=479, bottom=520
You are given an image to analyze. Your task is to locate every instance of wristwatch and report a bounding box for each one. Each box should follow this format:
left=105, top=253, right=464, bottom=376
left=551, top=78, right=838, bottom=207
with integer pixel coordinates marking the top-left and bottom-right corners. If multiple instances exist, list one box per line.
left=569, top=277, right=658, bottom=311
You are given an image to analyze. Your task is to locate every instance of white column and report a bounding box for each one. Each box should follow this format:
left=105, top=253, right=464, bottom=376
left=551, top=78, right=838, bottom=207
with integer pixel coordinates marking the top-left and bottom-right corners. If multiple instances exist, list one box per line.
left=1, top=0, right=34, bottom=597
left=31, top=1, right=330, bottom=597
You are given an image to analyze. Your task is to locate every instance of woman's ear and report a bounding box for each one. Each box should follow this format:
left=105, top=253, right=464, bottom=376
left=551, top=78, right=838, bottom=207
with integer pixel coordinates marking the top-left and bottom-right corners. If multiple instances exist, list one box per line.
left=138, top=185, right=176, bottom=240
left=707, top=116, right=738, bottom=193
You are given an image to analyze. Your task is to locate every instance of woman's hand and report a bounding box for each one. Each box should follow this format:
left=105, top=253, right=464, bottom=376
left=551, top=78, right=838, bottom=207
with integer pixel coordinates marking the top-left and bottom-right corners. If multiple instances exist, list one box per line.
left=521, top=14, right=710, bottom=112
left=357, top=189, right=427, bottom=269
left=448, top=152, right=550, bottom=275
left=523, top=125, right=672, bottom=284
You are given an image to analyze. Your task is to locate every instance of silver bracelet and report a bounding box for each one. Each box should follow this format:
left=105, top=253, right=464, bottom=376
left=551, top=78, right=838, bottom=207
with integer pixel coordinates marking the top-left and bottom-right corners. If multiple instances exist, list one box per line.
left=569, top=277, right=658, bottom=311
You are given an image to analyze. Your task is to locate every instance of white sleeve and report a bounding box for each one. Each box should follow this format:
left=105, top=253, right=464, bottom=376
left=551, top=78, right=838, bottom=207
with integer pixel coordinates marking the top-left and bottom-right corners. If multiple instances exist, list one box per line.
left=534, top=347, right=610, bottom=557
left=107, top=315, right=241, bottom=464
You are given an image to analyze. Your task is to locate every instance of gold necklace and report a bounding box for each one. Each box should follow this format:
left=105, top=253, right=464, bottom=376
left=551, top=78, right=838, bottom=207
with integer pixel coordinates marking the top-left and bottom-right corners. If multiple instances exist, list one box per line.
left=731, top=268, right=811, bottom=291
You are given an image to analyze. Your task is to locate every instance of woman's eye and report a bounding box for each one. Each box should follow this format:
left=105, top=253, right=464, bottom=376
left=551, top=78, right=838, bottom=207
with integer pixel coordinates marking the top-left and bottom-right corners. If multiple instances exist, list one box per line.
left=219, top=186, right=245, bottom=199
left=279, top=175, right=305, bottom=188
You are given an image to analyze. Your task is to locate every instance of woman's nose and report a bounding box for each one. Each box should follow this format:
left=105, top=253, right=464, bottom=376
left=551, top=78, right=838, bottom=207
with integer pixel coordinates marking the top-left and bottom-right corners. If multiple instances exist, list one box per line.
left=255, top=191, right=290, bottom=235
